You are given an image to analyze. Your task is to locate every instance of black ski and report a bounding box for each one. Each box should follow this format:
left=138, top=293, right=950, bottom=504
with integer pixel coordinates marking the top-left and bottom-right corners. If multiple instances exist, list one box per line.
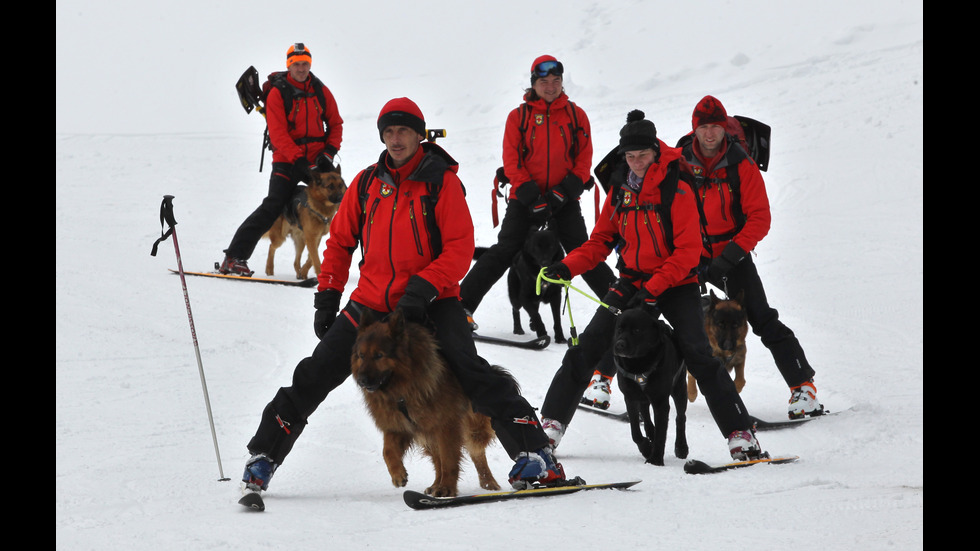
left=684, top=454, right=798, bottom=474
left=403, top=478, right=640, bottom=510
left=238, top=491, right=265, bottom=511
left=169, top=269, right=318, bottom=288
left=472, top=333, right=551, bottom=350
left=750, top=409, right=840, bottom=431
left=576, top=402, right=629, bottom=421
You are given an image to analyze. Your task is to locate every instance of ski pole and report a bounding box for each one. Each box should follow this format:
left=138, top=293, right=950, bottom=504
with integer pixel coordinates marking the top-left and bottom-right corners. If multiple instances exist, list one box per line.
left=150, top=195, right=230, bottom=482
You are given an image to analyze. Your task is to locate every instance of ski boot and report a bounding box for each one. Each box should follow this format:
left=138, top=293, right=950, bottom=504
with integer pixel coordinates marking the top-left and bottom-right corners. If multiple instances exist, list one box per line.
left=788, top=380, right=824, bottom=419
left=580, top=371, right=613, bottom=410
left=464, top=308, right=478, bottom=331
left=541, top=418, right=565, bottom=449
left=508, top=446, right=565, bottom=489
left=727, top=429, right=765, bottom=461
left=216, top=255, right=253, bottom=276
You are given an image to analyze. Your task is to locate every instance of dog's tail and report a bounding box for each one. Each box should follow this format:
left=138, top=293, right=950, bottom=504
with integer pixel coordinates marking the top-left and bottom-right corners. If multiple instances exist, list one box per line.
left=489, top=364, right=520, bottom=393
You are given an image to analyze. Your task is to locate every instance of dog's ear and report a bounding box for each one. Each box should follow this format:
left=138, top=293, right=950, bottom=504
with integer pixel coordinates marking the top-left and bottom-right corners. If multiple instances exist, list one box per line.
left=359, top=307, right=377, bottom=328
left=734, top=289, right=745, bottom=305
left=709, top=289, right=721, bottom=307
left=387, top=308, right=406, bottom=335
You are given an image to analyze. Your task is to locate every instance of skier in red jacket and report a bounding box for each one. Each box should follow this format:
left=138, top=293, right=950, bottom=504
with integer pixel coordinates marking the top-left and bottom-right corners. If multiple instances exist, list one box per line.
left=538, top=110, right=763, bottom=462
left=680, top=95, right=821, bottom=419
left=459, top=55, right=614, bottom=329
left=240, top=98, right=564, bottom=502
left=218, top=43, right=344, bottom=276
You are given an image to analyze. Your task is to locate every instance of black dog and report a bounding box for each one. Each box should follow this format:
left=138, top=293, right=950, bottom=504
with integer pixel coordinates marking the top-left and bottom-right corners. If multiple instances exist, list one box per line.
left=613, top=307, right=688, bottom=465
left=507, top=229, right=566, bottom=344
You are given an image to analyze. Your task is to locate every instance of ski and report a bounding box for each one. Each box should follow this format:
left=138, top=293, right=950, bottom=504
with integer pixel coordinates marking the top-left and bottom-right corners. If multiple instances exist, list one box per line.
left=576, top=402, right=629, bottom=422
left=238, top=490, right=265, bottom=511
left=169, top=269, right=318, bottom=288
left=403, top=478, right=640, bottom=510
left=472, top=333, right=551, bottom=350
left=684, top=454, right=799, bottom=475
left=750, top=408, right=841, bottom=431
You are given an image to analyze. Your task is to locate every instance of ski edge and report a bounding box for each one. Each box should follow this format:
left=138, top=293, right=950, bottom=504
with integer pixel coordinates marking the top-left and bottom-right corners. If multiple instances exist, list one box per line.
left=403, top=480, right=640, bottom=510
left=684, top=455, right=799, bottom=475
left=750, top=408, right=842, bottom=431
left=169, top=269, right=318, bottom=287
left=472, top=333, right=551, bottom=350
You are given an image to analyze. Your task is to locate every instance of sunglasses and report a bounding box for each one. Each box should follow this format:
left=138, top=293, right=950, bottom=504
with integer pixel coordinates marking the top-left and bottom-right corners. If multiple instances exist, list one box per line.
left=533, top=60, right=564, bottom=78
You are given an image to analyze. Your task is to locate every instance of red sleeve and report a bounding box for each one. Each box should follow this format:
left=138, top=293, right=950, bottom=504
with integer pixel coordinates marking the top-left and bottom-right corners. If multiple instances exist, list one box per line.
left=265, top=87, right=303, bottom=163
left=316, top=169, right=363, bottom=292
left=570, top=104, right=594, bottom=183
left=732, top=160, right=771, bottom=253
left=562, top=192, right=618, bottom=276
left=319, top=84, right=343, bottom=154
left=644, top=180, right=702, bottom=297
left=502, top=107, right=533, bottom=193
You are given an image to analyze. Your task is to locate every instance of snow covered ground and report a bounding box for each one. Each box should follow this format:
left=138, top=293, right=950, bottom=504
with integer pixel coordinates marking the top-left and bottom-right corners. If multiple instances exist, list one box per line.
left=57, top=1, right=922, bottom=549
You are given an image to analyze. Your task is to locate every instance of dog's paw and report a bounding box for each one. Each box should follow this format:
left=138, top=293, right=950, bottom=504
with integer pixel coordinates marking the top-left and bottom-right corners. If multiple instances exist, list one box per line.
left=554, top=334, right=567, bottom=344
left=425, top=485, right=458, bottom=498
left=675, top=442, right=689, bottom=460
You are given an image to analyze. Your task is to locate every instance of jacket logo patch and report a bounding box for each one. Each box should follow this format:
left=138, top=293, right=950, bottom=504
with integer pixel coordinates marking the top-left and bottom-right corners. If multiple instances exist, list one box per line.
left=692, top=166, right=703, bottom=177
left=534, top=114, right=544, bottom=126
left=380, top=183, right=394, bottom=197
left=622, top=190, right=634, bottom=206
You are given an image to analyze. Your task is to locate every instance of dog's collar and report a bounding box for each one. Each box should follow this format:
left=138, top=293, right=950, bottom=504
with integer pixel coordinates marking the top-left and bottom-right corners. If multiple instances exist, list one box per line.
left=614, top=356, right=657, bottom=389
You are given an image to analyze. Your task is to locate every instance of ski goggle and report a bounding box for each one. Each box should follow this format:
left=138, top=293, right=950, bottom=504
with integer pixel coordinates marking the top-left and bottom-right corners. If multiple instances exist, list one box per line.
left=533, top=60, right=564, bottom=78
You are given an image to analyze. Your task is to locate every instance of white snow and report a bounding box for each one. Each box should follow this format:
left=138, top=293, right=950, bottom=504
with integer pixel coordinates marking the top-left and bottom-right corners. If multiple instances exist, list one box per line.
left=57, top=1, right=922, bottom=549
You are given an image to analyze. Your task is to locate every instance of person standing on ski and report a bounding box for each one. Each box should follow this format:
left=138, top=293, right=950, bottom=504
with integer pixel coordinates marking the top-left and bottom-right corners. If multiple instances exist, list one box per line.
left=240, top=98, right=565, bottom=502
left=538, top=109, right=765, bottom=462
left=218, top=43, right=344, bottom=276
left=458, top=54, right=615, bottom=330
left=679, top=95, right=822, bottom=419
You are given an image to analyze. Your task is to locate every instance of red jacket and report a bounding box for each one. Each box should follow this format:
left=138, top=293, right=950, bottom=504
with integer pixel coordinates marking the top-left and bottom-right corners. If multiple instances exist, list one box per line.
left=317, top=144, right=474, bottom=312
left=265, top=73, right=343, bottom=164
left=684, top=137, right=771, bottom=258
left=502, top=92, right=593, bottom=197
left=562, top=143, right=701, bottom=298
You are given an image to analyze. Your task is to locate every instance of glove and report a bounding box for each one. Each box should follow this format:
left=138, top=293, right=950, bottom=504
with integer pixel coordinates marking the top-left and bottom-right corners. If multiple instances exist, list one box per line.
left=313, top=289, right=342, bottom=339
left=543, top=174, right=585, bottom=215
left=625, top=287, right=657, bottom=310
left=396, top=275, right=439, bottom=324
left=314, top=151, right=335, bottom=172
left=514, top=180, right=541, bottom=207
left=293, top=158, right=317, bottom=184
left=542, top=262, right=571, bottom=282
left=602, top=279, right=638, bottom=312
left=706, top=242, right=747, bottom=282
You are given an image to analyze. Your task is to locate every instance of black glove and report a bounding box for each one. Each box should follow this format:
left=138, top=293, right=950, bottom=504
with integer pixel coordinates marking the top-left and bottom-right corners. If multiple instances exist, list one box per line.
left=545, top=174, right=585, bottom=214
left=706, top=242, right=747, bottom=282
left=293, top=158, right=317, bottom=184
left=313, top=289, right=342, bottom=339
left=602, top=279, right=638, bottom=312
left=396, top=275, right=439, bottom=324
left=528, top=197, right=552, bottom=226
left=625, top=287, right=657, bottom=310
left=542, top=262, right=571, bottom=282
left=514, top=180, right=541, bottom=207
left=314, top=151, right=335, bottom=172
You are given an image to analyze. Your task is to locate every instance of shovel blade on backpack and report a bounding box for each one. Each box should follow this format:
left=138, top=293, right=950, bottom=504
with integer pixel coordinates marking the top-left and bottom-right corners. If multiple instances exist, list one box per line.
left=236, top=66, right=263, bottom=115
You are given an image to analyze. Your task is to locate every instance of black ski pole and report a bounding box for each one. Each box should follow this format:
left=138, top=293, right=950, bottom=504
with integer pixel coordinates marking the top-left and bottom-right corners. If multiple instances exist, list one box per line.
left=151, top=195, right=230, bottom=481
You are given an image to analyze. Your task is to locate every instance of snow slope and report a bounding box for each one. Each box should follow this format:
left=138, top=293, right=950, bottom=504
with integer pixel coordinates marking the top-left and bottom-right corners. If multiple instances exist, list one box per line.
left=56, top=1, right=922, bottom=549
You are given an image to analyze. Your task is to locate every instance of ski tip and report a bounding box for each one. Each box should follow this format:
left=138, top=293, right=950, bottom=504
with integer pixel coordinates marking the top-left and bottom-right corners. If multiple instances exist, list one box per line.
left=683, top=459, right=713, bottom=475
left=238, top=492, right=265, bottom=511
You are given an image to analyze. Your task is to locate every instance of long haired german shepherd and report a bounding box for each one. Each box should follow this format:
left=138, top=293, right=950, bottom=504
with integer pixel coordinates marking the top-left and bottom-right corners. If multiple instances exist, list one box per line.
left=689, top=289, right=748, bottom=402
left=350, top=308, right=503, bottom=497
left=263, top=167, right=346, bottom=280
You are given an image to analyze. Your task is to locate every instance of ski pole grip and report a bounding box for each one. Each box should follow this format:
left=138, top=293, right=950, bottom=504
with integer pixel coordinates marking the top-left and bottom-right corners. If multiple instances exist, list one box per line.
left=150, top=195, right=178, bottom=257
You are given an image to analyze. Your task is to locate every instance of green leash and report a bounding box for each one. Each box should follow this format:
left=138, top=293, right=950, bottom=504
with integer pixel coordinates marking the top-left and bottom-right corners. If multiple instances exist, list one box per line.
left=536, top=267, right=622, bottom=346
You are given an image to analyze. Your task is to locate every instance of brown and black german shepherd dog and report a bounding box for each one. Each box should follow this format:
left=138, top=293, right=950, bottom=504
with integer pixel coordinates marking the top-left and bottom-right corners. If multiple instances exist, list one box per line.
left=350, top=308, right=503, bottom=497
left=689, top=289, right=748, bottom=402
left=263, top=167, right=346, bottom=280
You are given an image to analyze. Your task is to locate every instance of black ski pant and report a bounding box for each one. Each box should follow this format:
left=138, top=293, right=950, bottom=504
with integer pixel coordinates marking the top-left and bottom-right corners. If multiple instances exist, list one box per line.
left=460, top=199, right=615, bottom=313
left=540, top=282, right=751, bottom=438
left=704, top=255, right=815, bottom=388
left=225, top=163, right=300, bottom=260
left=247, top=297, right=550, bottom=466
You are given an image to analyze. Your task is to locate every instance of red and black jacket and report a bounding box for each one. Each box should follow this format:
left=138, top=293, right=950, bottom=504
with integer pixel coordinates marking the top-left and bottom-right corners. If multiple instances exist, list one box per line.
left=680, top=137, right=771, bottom=259
left=562, top=142, right=701, bottom=298
left=502, top=92, right=592, bottom=198
left=265, top=73, right=344, bottom=164
left=317, top=144, right=473, bottom=313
